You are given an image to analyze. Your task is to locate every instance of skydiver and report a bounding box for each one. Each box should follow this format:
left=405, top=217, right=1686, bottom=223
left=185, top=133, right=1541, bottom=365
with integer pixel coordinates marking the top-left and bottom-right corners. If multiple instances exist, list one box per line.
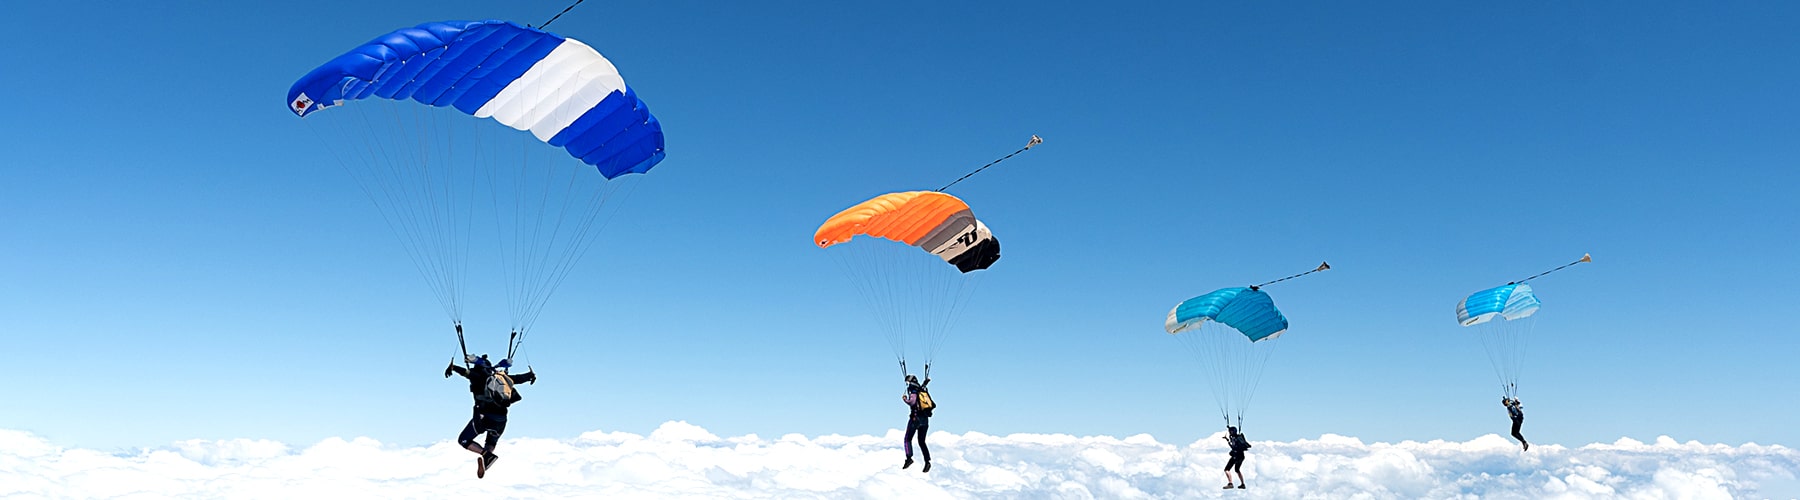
left=444, top=343, right=536, bottom=478
left=901, top=374, right=933, bottom=473
left=1223, top=426, right=1251, bottom=489
left=1504, top=397, right=1528, bottom=451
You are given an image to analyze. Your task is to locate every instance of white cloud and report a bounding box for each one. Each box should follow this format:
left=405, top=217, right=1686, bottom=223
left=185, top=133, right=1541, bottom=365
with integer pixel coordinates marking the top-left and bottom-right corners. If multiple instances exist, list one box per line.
left=0, top=424, right=1794, bottom=499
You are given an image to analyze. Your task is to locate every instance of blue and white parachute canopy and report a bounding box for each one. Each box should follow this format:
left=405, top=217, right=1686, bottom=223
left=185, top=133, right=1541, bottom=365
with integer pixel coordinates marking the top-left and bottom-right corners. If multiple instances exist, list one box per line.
left=286, top=20, right=665, bottom=178
left=1164, top=287, right=1289, bottom=341
left=1456, top=283, right=1541, bottom=326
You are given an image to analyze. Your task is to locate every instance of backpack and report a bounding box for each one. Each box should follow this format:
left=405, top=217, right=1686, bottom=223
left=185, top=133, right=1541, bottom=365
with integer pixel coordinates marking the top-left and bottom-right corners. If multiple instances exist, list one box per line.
left=477, top=371, right=522, bottom=407
left=914, top=389, right=936, bottom=415
left=1229, top=434, right=1252, bottom=452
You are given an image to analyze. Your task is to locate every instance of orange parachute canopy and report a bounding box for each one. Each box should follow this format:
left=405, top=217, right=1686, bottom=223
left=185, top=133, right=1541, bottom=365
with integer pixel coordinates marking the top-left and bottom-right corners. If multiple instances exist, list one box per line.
left=814, top=191, right=1000, bottom=273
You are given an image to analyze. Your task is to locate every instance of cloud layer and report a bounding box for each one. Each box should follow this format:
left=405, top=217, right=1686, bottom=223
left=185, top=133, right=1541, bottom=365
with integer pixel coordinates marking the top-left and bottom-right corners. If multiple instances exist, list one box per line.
left=1, top=422, right=1794, bottom=499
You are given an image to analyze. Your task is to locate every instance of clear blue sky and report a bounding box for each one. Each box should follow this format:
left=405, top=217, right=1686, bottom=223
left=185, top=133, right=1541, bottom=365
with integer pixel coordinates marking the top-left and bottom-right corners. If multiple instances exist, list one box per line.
left=2, top=1, right=1795, bottom=452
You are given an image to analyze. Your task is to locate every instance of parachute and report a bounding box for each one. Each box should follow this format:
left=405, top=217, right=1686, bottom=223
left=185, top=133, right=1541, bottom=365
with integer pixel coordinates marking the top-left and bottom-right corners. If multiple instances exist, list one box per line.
left=288, top=20, right=665, bottom=349
left=815, top=191, right=1000, bottom=376
left=1458, top=283, right=1541, bottom=326
left=1165, top=287, right=1289, bottom=428
left=1458, top=283, right=1540, bottom=399
left=288, top=20, right=664, bottom=175
left=1456, top=254, right=1590, bottom=399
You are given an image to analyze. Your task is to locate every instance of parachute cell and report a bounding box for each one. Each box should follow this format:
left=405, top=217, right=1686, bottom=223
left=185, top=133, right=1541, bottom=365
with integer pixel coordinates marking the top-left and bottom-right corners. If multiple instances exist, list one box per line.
left=1456, top=283, right=1540, bottom=326
left=287, top=20, right=665, bottom=178
left=1165, top=287, right=1289, bottom=341
left=815, top=191, right=1001, bottom=273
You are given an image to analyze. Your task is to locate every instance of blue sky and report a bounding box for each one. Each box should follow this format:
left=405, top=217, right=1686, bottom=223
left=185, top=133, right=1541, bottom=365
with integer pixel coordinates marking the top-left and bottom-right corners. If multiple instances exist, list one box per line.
left=1, top=0, right=1796, bottom=454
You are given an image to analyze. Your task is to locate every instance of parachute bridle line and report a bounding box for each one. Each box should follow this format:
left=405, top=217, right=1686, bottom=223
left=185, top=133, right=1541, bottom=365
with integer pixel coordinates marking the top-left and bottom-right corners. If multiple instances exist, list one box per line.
left=1254, top=261, right=1331, bottom=289
left=532, top=0, right=588, bottom=30
left=936, top=135, right=1043, bottom=192
left=1513, top=253, right=1592, bottom=285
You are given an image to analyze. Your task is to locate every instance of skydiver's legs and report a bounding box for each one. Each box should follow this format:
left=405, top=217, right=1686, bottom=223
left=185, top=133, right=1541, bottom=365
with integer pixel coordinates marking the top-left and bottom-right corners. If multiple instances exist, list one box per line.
left=458, top=412, right=508, bottom=456
left=1511, top=417, right=1528, bottom=451
left=901, top=417, right=919, bottom=469
left=458, top=415, right=485, bottom=454
left=1224, top=452, right=1245, bottom=487
left=903, top=418, right=918, bottom=458
left=915, top=418, right=931, bottom=463
left=483, top=414, right=508, bottom=456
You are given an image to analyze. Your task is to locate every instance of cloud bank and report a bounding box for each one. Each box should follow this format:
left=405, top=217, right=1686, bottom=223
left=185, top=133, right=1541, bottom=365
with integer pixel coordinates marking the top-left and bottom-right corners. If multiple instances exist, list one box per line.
left=1, top=422, right=1794, bottom=499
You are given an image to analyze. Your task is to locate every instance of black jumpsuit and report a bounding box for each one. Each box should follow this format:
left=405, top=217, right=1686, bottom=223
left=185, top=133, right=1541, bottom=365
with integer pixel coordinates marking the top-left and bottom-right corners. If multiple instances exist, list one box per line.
left=449, top=364, right=536, bottom=454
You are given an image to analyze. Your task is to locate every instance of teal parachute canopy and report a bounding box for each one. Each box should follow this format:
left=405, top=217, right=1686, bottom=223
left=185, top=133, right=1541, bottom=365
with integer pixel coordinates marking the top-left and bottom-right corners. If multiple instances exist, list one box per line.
left=1165, top=287, right=1288, bottom=341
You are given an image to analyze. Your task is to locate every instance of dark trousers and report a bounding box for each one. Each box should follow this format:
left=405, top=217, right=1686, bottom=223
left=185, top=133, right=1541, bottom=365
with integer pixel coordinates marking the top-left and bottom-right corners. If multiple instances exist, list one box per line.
left=1510, top=416, right=1526, bottom=443
left=459, top=411, right=508, bottom=454
left=1225, top=451, right=1245, bottom=473
left=903, top=416, right=931, bottom=461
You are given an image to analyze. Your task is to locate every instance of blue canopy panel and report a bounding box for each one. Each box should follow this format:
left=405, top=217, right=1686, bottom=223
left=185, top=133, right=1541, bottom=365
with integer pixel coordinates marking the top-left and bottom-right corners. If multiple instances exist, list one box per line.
left=1456, top=283, right=1541, bottom=326
left=1164, top=287, right=1289, bottom=342
left=286, top=20, right=665, bottom=178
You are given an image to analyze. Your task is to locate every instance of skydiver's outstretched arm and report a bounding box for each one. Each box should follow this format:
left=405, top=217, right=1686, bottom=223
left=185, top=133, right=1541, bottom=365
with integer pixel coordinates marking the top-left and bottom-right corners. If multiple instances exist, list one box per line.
left=511, top=371, right=537, bottom=385
left=922, top=377, right=931, bottom=388
left=446, top=362, right=470, bottom=379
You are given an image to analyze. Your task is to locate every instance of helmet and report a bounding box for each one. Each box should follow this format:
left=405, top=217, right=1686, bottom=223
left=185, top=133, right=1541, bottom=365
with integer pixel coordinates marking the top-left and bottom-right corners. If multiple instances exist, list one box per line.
left=904, top=374, right=920, bottom=386
left=470, top=354, right=491, bottom=369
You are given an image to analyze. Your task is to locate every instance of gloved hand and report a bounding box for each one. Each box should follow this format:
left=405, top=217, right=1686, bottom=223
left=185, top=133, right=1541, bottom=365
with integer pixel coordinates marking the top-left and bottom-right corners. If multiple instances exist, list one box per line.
left=444, top=361, right=456, bottom=378
left=924, top=378, right=931, bottom=385
left=526, top=365, right=536, bottom=384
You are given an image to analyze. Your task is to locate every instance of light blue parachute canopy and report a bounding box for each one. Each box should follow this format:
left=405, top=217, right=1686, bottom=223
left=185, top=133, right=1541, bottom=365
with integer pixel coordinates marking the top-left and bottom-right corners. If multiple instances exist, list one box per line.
left=286, top=20, right=665, bottom=178
left=1456, top=283, right=1540, bottom=326
left=1164, top=287, right=1289, bottom=341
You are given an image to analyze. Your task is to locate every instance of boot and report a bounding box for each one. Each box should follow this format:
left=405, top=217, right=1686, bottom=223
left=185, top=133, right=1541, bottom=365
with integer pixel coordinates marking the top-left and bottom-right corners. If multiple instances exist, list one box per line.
left=902, top=457, right=914, bottom=469
left=922, top=461, right=931, bottom=473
